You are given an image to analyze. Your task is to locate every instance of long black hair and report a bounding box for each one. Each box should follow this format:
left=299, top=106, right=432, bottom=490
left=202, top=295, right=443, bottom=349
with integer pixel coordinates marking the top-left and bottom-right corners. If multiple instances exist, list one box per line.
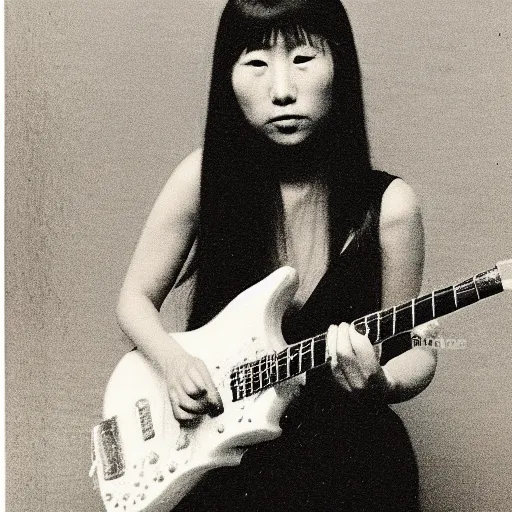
left=188, top=0, right=375, bottom=329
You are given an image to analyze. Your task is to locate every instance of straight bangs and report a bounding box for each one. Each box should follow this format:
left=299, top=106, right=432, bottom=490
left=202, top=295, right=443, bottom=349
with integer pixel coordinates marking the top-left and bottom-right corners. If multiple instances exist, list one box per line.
left=244, top=25, right=321, bottom=53
left=221, top=0, right=341, bottom=66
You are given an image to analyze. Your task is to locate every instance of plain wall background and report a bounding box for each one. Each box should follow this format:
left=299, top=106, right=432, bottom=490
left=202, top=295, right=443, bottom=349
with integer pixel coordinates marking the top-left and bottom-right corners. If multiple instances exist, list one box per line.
left=6, top=0, right=511, bottom=510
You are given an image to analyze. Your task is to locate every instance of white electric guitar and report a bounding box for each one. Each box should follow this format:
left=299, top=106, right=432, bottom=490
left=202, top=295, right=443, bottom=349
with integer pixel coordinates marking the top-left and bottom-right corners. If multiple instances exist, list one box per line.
left=90, top=260, right=512, bottom=512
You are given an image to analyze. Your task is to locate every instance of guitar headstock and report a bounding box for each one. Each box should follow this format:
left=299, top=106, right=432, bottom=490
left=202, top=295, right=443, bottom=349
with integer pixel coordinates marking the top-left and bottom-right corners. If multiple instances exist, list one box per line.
left=497, top=259, right=512, bottom=291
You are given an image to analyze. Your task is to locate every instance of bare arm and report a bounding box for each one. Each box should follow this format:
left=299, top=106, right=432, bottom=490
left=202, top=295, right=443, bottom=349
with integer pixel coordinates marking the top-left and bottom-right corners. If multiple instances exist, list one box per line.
left=117, top=148, right=223, bottom=420
left=378, top=179, right=437, bottom=402
left=330, top=179, right=437, bottom=403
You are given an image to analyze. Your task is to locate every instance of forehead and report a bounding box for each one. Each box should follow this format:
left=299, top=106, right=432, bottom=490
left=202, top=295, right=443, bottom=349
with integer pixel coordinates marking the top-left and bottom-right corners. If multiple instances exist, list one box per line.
left=243, top=26, right=327, bottom=53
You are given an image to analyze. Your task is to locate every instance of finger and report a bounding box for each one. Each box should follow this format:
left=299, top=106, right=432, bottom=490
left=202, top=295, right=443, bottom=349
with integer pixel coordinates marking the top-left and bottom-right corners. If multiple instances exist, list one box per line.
left=349, top=323, right=380, bottom=373
left=412, top=319, right=441, bottom=338
left=328, top=324, right=345, bottom=388
left=326, top=324, right=338, bottom=367
left=169, top=392, right=202, bottom=422
left=336, top=323, right=365, bottom=390
left=373, top=343, right=382, bottom=362
left=411, top=320, right=441, bottom=346
left=170, top=388, right=206, bottom=414
left=195, top=361, right=224, bottom=415
left=333, top=365, right=351, bottom=392
left=182, top=368, right=208, bottom=399
left=335, top=322, right=355, bottom=365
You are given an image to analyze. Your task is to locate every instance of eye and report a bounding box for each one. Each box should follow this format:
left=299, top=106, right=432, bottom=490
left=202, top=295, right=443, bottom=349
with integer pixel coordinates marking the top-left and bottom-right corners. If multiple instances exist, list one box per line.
left=247, top=59, right=267, bottom=67
left=293, top=55, right=315, bottom=65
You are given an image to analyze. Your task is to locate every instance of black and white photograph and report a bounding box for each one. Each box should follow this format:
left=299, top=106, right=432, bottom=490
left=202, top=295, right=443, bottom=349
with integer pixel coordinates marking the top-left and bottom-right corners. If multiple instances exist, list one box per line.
left=6, top=1, right=511, bottom=510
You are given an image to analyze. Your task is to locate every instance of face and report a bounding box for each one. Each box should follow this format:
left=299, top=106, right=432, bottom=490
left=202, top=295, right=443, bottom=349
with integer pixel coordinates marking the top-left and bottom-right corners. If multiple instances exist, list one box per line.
left=232, top=32, right=334, bottom=146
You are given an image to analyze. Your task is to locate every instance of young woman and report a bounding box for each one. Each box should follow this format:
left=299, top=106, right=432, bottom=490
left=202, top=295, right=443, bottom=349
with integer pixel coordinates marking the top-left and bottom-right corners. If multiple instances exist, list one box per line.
left=117, top=0, right=438, bottom=510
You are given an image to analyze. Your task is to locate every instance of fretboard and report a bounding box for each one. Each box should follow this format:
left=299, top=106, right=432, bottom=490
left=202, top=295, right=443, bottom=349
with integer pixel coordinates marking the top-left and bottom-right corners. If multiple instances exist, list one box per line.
left=230, top=265, right=504, bottom=401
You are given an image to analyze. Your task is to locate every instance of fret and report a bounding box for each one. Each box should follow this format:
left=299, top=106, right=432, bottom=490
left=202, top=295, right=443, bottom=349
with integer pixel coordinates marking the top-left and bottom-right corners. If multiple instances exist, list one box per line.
left=228, top=264, right=507, bottom=402
left=413, top=294, right=435, bottom=326
left=455, top=277, right=479, bottom=308
left=434, top=286, right=456, bottom=317
left=244, top=365, right=251, bottom=397
left=248, top=364, right=254, bottom=396
left=301, top=339, right=313, bottom=371
left=255, top=362, right=261, bottom=393
left=394, top=303, right=413, bottom=334
left=265, top=356, right=272, bottom=386
left=259, top=360, right=265, bottom=390
left=229, top=370, right=239, bottom=401
left=274, top=354, right=279, bottom=383
left=289, top=344, right=300, bottom=376
left=235, top=367, right=245, bottom=400
left=474, top=268, right=502, bottom=299
left=378, top=307, right=394, bottom=341
left=277, top=352, right=288, bottom=381
left=473, top=274, right=481, bottom=300
left=241, top=366, right=247, bottom=398
left=312, top=334, right=327, bottom=364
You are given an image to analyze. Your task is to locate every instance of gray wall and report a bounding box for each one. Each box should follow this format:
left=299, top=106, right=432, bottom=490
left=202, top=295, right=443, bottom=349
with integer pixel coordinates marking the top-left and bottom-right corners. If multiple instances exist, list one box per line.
left=6, top=0, right=511, bottom=510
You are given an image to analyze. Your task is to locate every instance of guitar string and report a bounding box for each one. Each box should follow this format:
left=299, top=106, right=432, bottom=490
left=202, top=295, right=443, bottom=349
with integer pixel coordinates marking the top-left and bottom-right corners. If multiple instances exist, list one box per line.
left=354, top=282, right=472, bottom=333
left=231, top=334, right=328, bottom=394
left=232, top=275, right=487, bottom=396
left=232, top=288, right=450, bottom=393
left=231, top=342, right=321, bottom=388
left=232, top=288, right=452, bottom=394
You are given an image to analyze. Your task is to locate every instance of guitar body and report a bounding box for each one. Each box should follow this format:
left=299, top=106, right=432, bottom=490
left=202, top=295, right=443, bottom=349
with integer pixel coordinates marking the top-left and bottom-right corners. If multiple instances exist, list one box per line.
left=91, top=259, right=512, bottom=511
left=92, top=266, right=305, bottom=512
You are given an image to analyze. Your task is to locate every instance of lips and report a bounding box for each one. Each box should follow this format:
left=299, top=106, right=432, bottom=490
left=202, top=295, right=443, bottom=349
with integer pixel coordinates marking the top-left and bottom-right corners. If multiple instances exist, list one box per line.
left=268, top=114, right=306, bottom=123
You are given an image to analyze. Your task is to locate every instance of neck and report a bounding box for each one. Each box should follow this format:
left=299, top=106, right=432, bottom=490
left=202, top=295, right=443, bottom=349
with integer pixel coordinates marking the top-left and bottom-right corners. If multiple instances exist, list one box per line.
left=253, top=128, right=329, bottom=185
left=230, top=263, right=507, bottom=401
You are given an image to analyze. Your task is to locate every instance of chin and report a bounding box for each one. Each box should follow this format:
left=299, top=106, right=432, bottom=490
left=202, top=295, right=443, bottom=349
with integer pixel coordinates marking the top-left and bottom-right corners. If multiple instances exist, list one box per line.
left=267, top=131, right=311, bottom=146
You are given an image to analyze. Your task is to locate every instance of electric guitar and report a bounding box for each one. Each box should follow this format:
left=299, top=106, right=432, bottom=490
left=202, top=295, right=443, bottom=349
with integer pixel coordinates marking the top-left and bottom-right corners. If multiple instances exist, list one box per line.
left=90, top=260, right=512, bottom=512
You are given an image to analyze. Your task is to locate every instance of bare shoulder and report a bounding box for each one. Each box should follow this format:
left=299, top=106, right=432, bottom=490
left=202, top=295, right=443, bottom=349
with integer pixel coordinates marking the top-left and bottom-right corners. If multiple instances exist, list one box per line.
left=163, top=148, right=202, bottom=197
left=380, top=178, right=422, bottom=231
left=149, top=148, right=203, bottom=227
left=379, top=177, right=424, bottom=300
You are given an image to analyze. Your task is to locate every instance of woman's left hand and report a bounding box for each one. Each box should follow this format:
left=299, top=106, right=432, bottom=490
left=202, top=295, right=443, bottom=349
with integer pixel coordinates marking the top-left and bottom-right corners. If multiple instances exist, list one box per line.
left=327, top=323, right=395, bottom=400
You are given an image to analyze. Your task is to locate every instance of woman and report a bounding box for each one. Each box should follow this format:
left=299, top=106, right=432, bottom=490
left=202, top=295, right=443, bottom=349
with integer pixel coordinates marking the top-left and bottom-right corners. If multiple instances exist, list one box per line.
left=117, top=0, right=438, bottom=510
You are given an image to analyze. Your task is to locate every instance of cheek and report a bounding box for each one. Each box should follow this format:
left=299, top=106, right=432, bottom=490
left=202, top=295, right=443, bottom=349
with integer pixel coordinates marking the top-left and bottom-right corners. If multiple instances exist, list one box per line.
left=309, top=74, right=333, bottom=115
left=232, top=73, right=261, bottom=122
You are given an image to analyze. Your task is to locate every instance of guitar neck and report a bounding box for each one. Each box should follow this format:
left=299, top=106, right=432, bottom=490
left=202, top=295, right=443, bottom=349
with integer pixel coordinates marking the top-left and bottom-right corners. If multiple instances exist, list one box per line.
left=352, top=265, right=503, bottom=344
left=230, top=262, right=509, bottom=402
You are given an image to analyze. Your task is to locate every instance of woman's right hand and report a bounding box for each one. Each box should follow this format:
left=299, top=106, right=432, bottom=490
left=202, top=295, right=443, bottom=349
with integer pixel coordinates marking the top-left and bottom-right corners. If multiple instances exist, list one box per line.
left=115, top=149, right=224, bottom=423
left=162, top=344, right=224, bottom=424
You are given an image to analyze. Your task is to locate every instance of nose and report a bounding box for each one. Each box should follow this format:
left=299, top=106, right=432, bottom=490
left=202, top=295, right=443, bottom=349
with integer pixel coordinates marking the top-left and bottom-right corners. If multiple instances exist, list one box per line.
left=270, top=65, right=296, bottom=106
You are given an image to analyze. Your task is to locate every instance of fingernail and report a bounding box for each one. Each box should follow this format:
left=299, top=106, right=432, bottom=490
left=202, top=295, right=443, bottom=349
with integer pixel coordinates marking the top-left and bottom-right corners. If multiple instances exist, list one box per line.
left=210, top=403, right=224, bottom=417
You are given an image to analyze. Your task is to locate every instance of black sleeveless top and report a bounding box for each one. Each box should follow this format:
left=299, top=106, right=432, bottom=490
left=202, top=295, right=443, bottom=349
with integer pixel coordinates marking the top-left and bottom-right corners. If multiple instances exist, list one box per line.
left=175, top=171, right=419, bottom=512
